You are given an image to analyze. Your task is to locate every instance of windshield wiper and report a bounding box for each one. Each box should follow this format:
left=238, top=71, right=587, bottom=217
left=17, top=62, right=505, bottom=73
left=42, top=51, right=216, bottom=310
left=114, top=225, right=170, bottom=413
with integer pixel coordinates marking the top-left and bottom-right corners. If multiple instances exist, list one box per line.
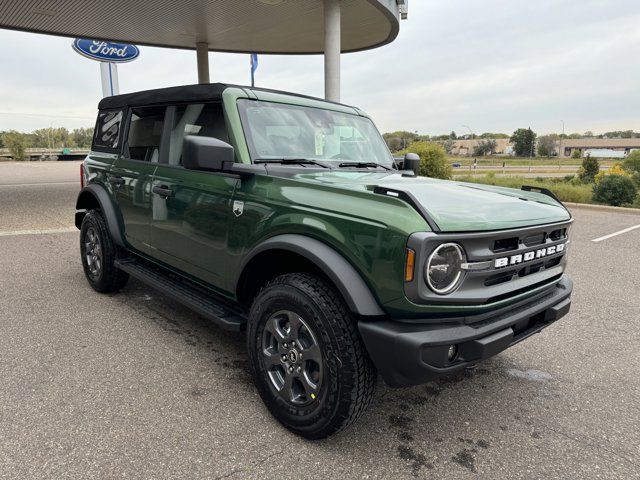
left=254, top=158, right=331, bottom=168
left=338, top=162, right=391, bottom=170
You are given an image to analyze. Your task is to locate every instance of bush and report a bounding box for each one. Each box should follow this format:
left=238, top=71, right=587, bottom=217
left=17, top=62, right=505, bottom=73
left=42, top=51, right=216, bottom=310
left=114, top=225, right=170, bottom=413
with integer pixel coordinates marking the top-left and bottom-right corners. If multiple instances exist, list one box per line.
left=623, top=150, right=640, bottom=185
left=400, top=141, right=452, bottom=180
left=592, top=174, right=637, bottom=206
left=2, top=131, right=28, bottom=161
left=578, top=156, right=600, bottom=183
left=571, top=149, right=582, bottom=159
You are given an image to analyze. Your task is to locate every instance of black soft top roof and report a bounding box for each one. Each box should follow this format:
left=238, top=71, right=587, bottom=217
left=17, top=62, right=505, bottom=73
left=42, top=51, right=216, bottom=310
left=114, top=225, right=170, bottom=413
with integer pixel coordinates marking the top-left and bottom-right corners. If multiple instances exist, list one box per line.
left=98, top=83, right=230, bottom=109
left=97, top=83, right=350, bottom=110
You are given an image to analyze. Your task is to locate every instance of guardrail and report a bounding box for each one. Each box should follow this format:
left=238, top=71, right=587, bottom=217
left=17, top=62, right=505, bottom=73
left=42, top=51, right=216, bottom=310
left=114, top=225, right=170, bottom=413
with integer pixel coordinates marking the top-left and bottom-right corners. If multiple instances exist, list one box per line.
left=0, top=148, right=90, bottom=160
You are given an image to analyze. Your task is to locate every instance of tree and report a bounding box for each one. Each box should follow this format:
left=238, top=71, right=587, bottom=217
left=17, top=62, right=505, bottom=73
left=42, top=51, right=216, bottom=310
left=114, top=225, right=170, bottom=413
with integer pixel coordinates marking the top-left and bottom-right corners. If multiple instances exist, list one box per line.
left=400, top=141, right=452, bottom=179
left=72, top=127, right=94, bottom=148
left=510, top=128, right=537, bottom=157
left=382, top=130, right=419, bottom=152
left=593, top=174, right=637, bottom=206
left=479, top=132, right=509, bottom=139
left=3, top=131, right=28, bottom=161
left=442, top=139, right=455, bottom=154
left=450, top=131, right=457, bottom=140
left=622, top=150, right=640, bottom=185
left=473, top=139, right=497, bottom=156
left=537, top=135, right=557, bottom=157
left=578, top=156, right=600, bottom=183
left=583, top=131, right=594, bottom=137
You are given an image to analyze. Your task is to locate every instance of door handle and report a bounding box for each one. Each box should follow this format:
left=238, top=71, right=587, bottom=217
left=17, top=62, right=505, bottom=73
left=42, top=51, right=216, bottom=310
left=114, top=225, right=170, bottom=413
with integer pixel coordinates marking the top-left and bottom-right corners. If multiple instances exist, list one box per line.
left=108, top=175, right=125, bottom=187
left=153, top=185, right=174, bottom=198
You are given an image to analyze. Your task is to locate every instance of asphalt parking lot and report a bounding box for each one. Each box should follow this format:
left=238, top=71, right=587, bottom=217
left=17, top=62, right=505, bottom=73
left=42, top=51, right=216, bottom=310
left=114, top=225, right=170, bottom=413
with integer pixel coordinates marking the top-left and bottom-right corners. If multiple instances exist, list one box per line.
left=1, top=161, right=638, bottom=479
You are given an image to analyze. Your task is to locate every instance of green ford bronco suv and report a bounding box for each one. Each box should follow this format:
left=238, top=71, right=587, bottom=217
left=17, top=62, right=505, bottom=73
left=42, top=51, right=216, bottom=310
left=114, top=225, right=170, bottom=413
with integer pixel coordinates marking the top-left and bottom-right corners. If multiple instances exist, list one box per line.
left=76, top=83, right=572, bottom=438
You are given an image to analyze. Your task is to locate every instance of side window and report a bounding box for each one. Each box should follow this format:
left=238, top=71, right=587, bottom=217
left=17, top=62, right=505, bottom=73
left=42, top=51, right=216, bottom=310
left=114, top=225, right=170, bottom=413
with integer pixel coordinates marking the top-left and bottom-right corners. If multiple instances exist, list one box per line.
left=93, top=109, right=123, bottom=151
left=167, top=103, right=228, bottom=166
left=125, top=106, right=166, bottom=162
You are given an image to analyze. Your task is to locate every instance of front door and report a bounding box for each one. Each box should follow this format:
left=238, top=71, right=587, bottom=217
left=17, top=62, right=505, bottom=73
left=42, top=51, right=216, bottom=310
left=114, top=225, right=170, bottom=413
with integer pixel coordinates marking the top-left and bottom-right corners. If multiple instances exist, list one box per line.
left=110, top=105, right=167, bottom=255
left=149, top=103, right=239, bottom=292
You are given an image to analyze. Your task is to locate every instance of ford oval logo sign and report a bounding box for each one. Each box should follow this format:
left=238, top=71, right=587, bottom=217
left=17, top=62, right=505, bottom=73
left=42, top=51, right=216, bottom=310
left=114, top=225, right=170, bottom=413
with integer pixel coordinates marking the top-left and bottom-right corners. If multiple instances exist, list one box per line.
left=72, top=39, right=140, bottom=63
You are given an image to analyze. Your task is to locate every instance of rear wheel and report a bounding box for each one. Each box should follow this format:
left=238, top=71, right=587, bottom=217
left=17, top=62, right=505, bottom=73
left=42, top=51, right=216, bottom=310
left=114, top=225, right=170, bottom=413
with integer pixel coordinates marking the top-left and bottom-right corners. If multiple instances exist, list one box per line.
left=80, top=209, right=129, bottom=293
left=247, top=273, right=376, bottom=439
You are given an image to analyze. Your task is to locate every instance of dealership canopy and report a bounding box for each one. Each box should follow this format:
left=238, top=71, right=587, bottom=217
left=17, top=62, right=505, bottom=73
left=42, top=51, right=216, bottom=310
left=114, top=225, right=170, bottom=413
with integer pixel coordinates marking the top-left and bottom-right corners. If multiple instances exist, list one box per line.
left=0, top=0, right=407, bottom=101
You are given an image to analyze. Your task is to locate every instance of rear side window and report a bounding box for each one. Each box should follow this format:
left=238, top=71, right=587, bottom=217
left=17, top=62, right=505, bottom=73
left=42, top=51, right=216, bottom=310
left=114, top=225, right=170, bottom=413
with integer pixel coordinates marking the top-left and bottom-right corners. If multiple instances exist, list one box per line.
left=93, top=109, right=124, bottom=151
left=125, top=106, right=166, bottom=162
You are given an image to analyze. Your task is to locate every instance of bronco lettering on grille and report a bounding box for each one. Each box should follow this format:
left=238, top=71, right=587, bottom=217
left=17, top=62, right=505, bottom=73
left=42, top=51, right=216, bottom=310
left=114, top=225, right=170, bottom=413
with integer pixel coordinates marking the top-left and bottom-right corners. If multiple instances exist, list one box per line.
left=494, top=243, right=565, bottom=269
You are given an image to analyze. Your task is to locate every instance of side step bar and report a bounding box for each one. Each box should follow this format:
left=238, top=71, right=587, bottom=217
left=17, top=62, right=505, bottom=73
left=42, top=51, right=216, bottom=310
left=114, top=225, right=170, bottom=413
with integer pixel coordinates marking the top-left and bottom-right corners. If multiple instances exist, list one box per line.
left=115, top=257, right=247, bottom=332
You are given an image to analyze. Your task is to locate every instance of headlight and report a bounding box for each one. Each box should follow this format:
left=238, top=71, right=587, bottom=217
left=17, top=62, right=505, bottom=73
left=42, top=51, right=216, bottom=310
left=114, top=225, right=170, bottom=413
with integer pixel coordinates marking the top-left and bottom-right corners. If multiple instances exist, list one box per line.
left=425, top=243, right=465, bottom=294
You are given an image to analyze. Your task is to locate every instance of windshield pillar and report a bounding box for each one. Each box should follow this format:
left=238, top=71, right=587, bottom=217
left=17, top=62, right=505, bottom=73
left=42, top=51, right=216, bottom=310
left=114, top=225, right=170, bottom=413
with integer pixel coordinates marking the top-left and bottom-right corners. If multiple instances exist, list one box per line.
left=323, top=0, right=341, bottom=102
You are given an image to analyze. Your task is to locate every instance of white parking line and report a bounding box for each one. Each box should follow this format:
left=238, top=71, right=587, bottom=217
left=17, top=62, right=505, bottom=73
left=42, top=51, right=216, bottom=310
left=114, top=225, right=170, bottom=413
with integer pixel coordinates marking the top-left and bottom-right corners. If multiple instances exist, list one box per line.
left=0, top=227, right=76, bottom=237
left=592, top=224, right=640, bottom=243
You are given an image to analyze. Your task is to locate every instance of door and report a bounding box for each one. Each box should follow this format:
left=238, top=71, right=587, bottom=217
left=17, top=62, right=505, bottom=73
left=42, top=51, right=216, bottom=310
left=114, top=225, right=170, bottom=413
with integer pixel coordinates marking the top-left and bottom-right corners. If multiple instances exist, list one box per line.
left=149, top=103, right=239, bottom=291
left=110, top=105, right=167, bottom=254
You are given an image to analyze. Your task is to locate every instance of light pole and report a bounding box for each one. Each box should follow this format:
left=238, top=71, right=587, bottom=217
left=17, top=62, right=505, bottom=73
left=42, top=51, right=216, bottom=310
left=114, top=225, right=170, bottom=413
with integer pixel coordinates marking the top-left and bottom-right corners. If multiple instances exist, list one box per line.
left=462, top=125, right=475, bottom=163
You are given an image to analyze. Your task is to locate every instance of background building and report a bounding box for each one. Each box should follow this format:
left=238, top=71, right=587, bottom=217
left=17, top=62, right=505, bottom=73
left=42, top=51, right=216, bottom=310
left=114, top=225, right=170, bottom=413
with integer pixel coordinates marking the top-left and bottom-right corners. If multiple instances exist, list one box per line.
left=558, top=138, right=640, bottom=157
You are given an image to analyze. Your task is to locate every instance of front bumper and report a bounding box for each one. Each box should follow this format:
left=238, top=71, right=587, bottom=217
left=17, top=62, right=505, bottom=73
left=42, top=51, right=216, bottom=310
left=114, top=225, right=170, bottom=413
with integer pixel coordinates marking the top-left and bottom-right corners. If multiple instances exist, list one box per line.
left=358, top=276, right=572, bottom=387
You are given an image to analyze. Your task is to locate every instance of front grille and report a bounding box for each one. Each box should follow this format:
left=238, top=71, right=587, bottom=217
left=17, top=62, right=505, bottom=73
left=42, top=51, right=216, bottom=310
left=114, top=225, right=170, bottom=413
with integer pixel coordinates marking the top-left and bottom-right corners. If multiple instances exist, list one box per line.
left=405, top=219, right=573, bottom=306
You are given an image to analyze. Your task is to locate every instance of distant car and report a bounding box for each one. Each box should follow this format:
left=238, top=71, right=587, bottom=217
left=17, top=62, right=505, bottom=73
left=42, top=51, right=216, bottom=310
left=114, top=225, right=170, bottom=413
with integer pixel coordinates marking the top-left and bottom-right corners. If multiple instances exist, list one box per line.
left=75, top=83, right=573, bottom=439
left=452, top=162, right=461, bottom=168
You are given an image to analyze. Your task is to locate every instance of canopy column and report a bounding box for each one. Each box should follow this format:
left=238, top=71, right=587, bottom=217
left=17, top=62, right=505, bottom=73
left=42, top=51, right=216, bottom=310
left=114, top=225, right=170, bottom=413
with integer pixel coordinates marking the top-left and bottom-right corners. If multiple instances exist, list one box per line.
left=196, top=42, right=210, bottom=84
left=323, top=0, right=341, bottom=102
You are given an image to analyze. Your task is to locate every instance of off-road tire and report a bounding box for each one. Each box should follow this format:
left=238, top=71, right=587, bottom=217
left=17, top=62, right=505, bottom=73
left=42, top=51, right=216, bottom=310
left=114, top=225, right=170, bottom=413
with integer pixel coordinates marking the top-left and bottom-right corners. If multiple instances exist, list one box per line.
left=247, top=273, right=376, bottom=439
left=80, top=209, right=129, bottom=293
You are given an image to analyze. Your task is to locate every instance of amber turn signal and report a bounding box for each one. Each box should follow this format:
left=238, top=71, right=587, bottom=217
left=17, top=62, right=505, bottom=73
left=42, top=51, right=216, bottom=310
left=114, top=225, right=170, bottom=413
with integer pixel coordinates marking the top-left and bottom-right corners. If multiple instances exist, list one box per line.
left=404, top=248, right=416, bottom=282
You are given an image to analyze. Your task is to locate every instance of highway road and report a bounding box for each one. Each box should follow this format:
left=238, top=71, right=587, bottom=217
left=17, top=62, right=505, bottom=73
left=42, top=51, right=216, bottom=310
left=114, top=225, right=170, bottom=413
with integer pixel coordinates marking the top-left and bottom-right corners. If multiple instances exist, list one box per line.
left=1, top=161, right=639, bottom=479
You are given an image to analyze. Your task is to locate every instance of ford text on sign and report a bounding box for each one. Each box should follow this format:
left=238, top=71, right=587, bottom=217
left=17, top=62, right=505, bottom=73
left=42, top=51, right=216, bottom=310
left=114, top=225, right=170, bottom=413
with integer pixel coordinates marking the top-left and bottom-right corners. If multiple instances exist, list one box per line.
left=72, top=39, right=139, bottom=62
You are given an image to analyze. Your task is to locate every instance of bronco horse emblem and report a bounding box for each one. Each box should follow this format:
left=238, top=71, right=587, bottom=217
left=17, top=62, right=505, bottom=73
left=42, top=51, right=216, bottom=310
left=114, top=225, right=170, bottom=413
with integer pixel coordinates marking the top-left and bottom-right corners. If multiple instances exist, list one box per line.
left=233, top=200, right=244, bottom=217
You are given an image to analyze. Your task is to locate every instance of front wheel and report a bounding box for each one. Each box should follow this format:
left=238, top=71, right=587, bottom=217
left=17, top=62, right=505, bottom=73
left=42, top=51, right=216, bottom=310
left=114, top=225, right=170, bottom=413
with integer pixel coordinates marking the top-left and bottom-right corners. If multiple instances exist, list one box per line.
left=247, top=273, right=376, bottom=439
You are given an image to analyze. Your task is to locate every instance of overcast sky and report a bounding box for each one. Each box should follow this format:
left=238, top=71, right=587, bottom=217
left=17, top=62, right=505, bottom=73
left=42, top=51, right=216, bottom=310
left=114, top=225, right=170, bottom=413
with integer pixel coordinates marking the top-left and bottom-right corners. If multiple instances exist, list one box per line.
left=0, top=0, right=638, bottom=136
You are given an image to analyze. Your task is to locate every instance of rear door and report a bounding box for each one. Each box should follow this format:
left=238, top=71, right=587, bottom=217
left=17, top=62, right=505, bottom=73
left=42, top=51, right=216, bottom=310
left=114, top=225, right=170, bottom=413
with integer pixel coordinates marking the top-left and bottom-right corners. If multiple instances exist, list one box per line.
left=110, top=105, right=167, bottom=255
left=149, top=103, right=239, bottom=292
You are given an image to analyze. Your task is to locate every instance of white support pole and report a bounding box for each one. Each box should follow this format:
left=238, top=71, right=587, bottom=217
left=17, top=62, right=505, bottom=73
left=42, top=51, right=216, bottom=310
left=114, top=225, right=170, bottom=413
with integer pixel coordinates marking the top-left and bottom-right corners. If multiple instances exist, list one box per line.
left=196, top=42, right=210, bottom=84
left=99, top=62, right=119, bottom=97
left=324, top=0, right=341, bottom=102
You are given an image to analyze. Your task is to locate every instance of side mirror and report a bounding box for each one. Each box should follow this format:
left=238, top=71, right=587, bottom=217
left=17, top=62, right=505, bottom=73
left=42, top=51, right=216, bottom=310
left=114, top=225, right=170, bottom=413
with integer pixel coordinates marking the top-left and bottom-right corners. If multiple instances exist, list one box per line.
left=404, top=153, right=420, bottom=176
left=182, top=135, right=234, bottom=171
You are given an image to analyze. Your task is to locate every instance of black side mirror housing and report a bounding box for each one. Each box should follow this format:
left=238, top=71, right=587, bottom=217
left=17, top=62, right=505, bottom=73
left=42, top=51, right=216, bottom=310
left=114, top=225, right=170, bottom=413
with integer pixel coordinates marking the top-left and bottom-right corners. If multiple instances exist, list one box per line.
left=182, top=135, right=234, bottom=172
left=404, top=153, right=420, bottom=176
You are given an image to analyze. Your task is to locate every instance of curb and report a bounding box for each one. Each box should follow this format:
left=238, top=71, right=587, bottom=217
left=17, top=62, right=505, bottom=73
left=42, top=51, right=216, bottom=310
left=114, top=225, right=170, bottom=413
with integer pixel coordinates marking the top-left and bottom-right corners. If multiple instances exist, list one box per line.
left=564, top=202, right=640, bottom=214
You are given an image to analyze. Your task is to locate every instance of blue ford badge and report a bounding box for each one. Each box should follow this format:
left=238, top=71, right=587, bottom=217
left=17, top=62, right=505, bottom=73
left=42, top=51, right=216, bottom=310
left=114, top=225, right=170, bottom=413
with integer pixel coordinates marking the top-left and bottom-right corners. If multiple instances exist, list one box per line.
left=72, top=39, right=139, bottom=63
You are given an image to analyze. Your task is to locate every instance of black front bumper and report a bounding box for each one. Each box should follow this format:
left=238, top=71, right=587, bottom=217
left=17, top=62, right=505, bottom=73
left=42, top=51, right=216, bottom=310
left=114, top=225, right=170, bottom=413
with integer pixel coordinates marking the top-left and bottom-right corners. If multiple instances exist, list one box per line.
left=358, top=276, right=572, bottom=387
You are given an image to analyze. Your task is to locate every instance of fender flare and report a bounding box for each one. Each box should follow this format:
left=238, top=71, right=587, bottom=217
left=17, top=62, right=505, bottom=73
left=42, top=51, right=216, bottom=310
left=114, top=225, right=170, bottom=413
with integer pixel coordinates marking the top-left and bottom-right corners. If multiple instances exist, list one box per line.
left=75, top=183, right=125, bottom=247
left=238, top=234, right=386, bottom=317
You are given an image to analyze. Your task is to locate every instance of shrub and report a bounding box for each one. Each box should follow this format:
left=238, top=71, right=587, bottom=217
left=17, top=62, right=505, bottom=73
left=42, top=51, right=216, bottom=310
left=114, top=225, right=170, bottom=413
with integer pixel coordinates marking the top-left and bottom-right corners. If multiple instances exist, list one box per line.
left=595, top=162, right=628, bottom=185
left=571, top=149, right=582, bottom=159
left=578, top=156, right=600, bottom=183
left=623, top=150, right=640, bottom=185
left=592, top=174, right=637, bottom=206
left=400, top=141, right=452, bottom=179
left=3, top=131, right=28, bottom=161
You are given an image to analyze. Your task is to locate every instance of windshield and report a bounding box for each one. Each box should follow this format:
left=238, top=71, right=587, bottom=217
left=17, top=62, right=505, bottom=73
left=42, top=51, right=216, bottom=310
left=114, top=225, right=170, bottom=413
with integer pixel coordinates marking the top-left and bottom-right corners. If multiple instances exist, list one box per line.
left=237, top=99, right=393, bottom=166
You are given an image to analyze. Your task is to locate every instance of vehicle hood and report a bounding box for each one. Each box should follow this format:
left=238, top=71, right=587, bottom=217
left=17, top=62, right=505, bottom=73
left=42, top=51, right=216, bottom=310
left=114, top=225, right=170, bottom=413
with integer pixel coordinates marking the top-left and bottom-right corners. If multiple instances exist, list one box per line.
left=292, top=171, right=571, bottom=232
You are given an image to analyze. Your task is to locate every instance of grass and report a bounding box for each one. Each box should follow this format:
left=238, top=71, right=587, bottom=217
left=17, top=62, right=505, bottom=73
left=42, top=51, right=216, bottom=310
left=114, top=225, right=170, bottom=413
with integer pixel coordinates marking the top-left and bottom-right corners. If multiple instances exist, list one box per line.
left=446, top=156, right=615, bottom=168
left=455, top=174, right=593, bottom=204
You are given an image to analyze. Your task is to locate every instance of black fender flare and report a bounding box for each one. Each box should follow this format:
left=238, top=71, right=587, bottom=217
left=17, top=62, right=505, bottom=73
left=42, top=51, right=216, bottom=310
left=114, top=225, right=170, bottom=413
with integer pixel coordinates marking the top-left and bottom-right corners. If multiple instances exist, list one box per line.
left=75, top=183, right=125, bottom=247
left=238, top=234, right=386, bottom=317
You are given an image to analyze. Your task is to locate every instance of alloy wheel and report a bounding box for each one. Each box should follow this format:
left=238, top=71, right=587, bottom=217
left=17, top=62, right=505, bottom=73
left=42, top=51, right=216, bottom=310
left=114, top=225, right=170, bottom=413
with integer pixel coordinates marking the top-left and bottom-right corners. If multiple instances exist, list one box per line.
left=261, top=310, right=323, bottom=406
